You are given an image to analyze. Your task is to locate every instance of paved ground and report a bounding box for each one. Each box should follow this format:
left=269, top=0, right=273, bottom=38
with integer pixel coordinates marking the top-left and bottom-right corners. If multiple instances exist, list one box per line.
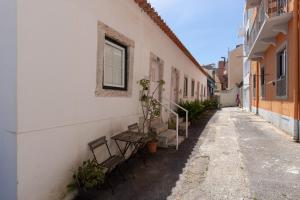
left=81, top=110, right=216, bottom=200
left=78, top=108, right=300, bottom=200
left=168, top=108, right=300, bottom=200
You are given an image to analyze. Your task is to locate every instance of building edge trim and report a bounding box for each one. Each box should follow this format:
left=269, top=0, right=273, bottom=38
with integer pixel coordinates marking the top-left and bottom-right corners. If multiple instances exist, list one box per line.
left=251, top=106, right=299, bottom=140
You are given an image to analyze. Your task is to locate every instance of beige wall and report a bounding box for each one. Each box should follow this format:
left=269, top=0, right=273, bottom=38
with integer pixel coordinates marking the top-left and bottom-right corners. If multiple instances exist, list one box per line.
left=15, top=0, right=207, bottom=199
left=228, top=45, right=243, bottom=89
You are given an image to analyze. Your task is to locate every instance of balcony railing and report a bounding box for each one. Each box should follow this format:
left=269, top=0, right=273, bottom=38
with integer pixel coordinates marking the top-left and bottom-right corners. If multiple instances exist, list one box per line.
left=246, top=0, right=289, bottom=54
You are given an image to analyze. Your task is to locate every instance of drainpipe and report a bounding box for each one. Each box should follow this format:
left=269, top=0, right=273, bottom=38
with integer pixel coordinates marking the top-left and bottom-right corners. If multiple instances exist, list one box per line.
left=295, top=0, right=300, bottom=142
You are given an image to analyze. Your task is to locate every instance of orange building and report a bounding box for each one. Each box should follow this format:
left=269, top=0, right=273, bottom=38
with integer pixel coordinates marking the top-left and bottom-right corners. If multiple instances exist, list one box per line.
left=245, top=0, right=299, bottom=140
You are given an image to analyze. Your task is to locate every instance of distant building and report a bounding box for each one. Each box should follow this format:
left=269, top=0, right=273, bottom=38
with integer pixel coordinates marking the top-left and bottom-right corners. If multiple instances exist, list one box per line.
left=216, top=60, right=228, bottom=90
left=227, top=45, right=244, bottom=89
left=203, top=65, right=216, bottom=99
left=242, top=6, right=254, bottom=112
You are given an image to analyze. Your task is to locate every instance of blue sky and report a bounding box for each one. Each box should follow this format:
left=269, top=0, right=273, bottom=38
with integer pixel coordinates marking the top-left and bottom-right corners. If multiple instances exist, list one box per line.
left=148, top=0, right=245, bottom=65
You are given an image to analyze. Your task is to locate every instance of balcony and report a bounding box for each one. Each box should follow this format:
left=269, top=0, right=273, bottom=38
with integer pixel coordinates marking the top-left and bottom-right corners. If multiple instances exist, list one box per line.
left=246, top=0, right=292, bottom=59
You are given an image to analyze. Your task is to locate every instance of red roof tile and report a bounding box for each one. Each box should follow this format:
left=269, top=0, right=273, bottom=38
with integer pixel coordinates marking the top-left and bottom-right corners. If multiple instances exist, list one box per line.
left=134, top=0, right=212, bottom=79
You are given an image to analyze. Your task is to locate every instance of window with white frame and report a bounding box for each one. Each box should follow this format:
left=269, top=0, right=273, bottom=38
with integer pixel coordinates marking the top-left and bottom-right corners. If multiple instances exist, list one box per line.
left=253, top=74, right=256, bottom=98
left=103, top=37, right=127, bottom=90
left=276, top=46, right=287, bottom=97
left=96, top=21, right=134, bottom=97
left=183, top=77, right=188, bottom=97
left=191, top=80, right=195, bottom=97
left=201, top=84, right=203, bottom=100
left=260, top=66, right=265, bottom=98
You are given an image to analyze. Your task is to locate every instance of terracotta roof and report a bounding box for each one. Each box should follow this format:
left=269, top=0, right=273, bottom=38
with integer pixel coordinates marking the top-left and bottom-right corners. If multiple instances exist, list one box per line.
left=134, top=0, right=212, bottom=79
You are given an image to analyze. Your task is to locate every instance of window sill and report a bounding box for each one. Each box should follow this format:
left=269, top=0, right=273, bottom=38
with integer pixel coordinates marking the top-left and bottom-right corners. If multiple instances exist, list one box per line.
left=95, top=88, right=131, bottom=97
left=275, top=95, right=288, bottom=100
left=103, top=85, right=127, bottom=91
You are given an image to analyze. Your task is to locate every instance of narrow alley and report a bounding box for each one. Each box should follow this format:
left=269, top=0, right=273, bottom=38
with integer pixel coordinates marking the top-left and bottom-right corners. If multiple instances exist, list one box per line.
left=169, top=108, right=300, bottom=200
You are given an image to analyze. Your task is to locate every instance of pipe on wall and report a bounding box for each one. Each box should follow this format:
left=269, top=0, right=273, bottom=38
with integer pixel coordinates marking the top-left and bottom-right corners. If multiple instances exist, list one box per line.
left=294, top=0, right=300, bottom=142
left=296, top=0, right=300, bottom=141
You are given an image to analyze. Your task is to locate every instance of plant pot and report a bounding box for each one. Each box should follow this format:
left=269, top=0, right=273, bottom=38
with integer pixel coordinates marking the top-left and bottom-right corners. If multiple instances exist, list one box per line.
left=147, top=140, right=158, bottom=154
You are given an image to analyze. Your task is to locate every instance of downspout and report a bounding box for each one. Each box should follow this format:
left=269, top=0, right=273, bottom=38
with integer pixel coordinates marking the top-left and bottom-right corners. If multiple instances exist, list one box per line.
left=295, top=0, right=300, bottom=142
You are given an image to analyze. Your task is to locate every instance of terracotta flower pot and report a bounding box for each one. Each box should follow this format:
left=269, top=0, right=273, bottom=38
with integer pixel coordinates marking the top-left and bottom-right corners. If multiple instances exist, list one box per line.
left=147, top=141, right=158, bottom=154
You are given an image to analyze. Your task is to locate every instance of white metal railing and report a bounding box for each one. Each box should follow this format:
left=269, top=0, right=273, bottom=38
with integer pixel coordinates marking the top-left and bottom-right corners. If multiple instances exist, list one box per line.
left=156, top=100, right=179, bottom=150
left=162, top=97, right=189, bottom=139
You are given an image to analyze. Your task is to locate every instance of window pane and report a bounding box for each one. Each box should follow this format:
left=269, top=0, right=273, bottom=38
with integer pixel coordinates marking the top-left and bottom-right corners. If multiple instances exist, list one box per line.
left=104, top=66, right=113, bottom=85
left=113, top=49, right=123, bottom=69
left=276, top=47, right=287, bottom=96
left=104, top=39, right=126, bottom=88
left=113, top=68, right=122, bottom=86
left=184, top=77, right=188, bottom=96
left=253, top=75, right=256, bottom=98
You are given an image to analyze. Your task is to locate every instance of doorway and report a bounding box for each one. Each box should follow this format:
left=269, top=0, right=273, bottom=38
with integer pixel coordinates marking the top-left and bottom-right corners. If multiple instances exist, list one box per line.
left=149, top=54, right=164, bottom=102
left=196, top=82, right=200, bottom=100
left=170, top=67, right=180, bottom=105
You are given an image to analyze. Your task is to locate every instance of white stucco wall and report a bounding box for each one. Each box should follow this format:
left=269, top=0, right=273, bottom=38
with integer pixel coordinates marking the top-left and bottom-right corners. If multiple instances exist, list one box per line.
left=219, top=86, right=239, bottom=107
left=15, top=0, right=207, bottom=199
left=0, top=0, right=17, bottom=200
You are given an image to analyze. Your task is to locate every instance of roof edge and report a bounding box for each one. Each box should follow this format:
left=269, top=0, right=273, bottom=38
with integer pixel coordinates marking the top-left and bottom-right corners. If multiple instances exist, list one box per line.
left=134, top=0, right=212, bottom=80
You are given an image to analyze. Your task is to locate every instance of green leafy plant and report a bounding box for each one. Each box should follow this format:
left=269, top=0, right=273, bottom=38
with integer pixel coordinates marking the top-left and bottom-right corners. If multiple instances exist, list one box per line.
left=138, top=78, right=165, bottom=141
left=178, top=99, right=218, bottom=122
left=178, top=100, right=205, bottom=122
left=202, top=99, right=218, bottom=110
left=67, top=159, right=105, bottom=193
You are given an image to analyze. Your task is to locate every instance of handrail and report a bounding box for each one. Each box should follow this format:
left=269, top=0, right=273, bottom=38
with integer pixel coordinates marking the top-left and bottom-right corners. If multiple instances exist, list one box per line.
left=162, top=97, right=189, bottom=138
left=156, top=100, right=179, bottom=150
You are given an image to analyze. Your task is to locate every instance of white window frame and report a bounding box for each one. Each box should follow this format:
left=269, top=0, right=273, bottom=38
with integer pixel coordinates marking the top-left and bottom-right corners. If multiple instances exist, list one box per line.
left=276, top=42, right=288, bottom=99
left=260, top=65, right=266, bottom=99
left=183, top=76, right=188, bottom=97
left=191, top=79, right=195, bottom=97
left=103, top=38, right=127, bottom=90
left=253, top=74, right=256, bottom=99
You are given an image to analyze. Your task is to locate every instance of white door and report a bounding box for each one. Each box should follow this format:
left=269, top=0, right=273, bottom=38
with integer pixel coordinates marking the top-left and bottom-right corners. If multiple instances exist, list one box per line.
left=170, top=68, right=179, bottom=104
left=149, top=60, right=162, bottom=101
left=196, top=82, right=200, bottom=100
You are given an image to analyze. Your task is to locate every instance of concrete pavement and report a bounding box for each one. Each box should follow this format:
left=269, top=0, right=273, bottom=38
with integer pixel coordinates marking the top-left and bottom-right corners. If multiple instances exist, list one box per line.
left=168, top=108, right=300, bottom=200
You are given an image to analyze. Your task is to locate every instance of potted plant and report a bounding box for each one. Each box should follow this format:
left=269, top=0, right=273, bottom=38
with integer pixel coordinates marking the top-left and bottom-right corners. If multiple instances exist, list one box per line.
left=67, top=159, right=105, bottom=199
left=138, top=78, right=165, bottom=154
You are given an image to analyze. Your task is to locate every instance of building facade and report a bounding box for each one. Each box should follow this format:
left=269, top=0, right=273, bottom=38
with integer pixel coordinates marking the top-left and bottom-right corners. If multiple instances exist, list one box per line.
left=216, top=60, right=228, bottom=91
left=244, top=0, right=299, bottom=139
left=227, top=45, right=244, bottom=89
left=0, top=0, right=209, bottom=199
left=243, top=5, right=256, bottom=111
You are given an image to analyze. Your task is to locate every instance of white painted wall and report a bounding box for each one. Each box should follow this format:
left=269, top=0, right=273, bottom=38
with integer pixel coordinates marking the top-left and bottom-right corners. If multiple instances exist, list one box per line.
left=219, top=86, right=239, bottom=107
left=0, top=0, right=17, bottom=200
left=243, top=51, right=251, bottom=111
left=15, top=0, right=207, bottom=199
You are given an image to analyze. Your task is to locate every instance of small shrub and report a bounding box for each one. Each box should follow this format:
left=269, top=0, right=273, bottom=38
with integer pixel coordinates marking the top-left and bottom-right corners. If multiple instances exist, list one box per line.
left=67, top=159, right=105, bottom=193
left=202, top=99, right=218, bottom=110
left=178, top=99, right=218, bottom=122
